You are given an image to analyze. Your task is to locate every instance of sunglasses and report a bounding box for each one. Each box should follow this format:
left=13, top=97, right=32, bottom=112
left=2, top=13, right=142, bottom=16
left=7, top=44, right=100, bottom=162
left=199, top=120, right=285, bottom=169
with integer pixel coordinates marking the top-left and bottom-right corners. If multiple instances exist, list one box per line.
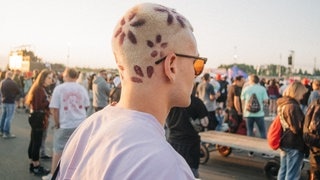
left=155, top=53, right=207, bottom=76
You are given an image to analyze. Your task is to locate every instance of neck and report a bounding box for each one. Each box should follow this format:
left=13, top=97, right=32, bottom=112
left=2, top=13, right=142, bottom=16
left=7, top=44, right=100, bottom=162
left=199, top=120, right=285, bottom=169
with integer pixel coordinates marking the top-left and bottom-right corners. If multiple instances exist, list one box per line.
left=117, top=85, right=169, bottom=126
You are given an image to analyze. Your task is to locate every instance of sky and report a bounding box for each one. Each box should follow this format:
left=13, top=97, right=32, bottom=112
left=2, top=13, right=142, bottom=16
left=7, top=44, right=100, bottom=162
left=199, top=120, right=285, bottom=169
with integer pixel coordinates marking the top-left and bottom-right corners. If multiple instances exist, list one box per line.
left=0, top=0, right=319, bottom=72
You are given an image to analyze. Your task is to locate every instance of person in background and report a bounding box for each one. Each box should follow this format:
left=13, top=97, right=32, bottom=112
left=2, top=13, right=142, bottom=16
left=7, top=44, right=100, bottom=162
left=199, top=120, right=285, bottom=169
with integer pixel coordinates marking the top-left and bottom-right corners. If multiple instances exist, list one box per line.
left=40, top=74, right=56, bottom=161
left=86, top=73, right=96, bottom=116
left=277, top=81, right=308, bottom=180
left=13, top=70, right=24, bottom=109
left=0, top=71, right=20, bottom=139
left=166, top=94, right=209, bottom=178
left=308, top=79, right=320, bottom=105
left=241, top=74, right=268, bottom=138
left=241, top=74, right=270, bottom=158
left=197, top=73, right=219, bottom=130
left=42, top=68, right=90, bottom=180
left=215, top=107, right=225, bottom=131
left=23, top=71, right=33, bottom=113
left=109, top=76, right=121, bottom=104
left=25, top=69, right=53, bottom=176
left=92, top=69, right=111, bottom=112
left=267, top=79, right=280, bottom=116
left=226, top=75, right=245, bottom=124
left=57, top=3, right=206, bottom=179
left=216, top=74, right=229, bottom=109
left=300, top=77, right=312, bottom=113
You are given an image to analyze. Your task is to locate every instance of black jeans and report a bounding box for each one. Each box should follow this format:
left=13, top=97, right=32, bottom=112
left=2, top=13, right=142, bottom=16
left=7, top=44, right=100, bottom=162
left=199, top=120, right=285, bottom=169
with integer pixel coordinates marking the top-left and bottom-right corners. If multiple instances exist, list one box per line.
left=28, top=129, right=43, bottom=161
left=208, top=111, right=218, bottom=130
left=28, top=112, right=45, bottom=161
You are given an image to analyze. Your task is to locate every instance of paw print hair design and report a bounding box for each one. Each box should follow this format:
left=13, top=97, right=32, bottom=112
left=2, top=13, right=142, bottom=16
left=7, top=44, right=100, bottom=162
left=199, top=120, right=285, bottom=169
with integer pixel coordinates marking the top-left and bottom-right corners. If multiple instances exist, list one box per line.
left=112, top=3, right=194, bottom=83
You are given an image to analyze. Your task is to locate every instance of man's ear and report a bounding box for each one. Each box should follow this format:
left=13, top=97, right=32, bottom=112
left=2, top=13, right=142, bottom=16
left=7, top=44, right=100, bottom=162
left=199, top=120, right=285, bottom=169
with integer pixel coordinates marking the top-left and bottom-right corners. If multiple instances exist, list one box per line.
left=163, top=53, right=177, bottom=82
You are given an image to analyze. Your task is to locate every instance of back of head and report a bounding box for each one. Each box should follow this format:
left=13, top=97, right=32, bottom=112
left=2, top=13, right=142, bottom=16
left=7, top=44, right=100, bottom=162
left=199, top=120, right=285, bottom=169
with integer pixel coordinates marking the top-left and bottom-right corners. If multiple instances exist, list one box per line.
left=203, top=73, right=210, bottom=81
left=235, top=75, right=243, bottom=82
left=283, top=81, right=307, bottom=100
left=312, top=79, right=320, bottom=90
left=64, top=68, right=79, bottom=80
left=249, top=74, right=259, bottom=84
left=5, top=71, right=13, bottom=79
left=112, top=3, right=195, bottom=84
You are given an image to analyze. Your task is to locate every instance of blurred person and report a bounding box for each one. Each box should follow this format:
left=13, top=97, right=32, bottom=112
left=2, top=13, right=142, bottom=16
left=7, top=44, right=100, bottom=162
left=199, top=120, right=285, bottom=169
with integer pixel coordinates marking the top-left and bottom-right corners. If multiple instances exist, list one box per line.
left=42, top=68, right=89, bottom=180
left=0, top=71, right=20, bottom=138
left=40, top=71, right=58, bottom=160
left=92, top=69, right=111, bottom=112
left=13, top=69, right=24, bottom=109
left=303, top=98, right=320, bottom=180
left=197, top=73, right=219, bottom=130
left=308, top=79, right=320, bottom=105
left=227, top=75, right=245, bottom=115
left=25, top=69, right=53, bottom=176
left=241, top=74, right=270, bottom=158
left=76, top=71, right=89, bottom=91
left=166, top=95, right=209, bottom=178
left=32, top=69, right=39, bottom=83
left=241, top=74, right=268, bottom=138
left=267, top=79, right=280, bottom=116
left=109, top=76, right=121, bottom=103
left=277, top=81, right=308, bottom=180
left=56, top=3, right=206, bottom=179
left=216, top=74, right=229, bottom=109
left=300, top=77, right=312, bottom=113
left=279, top=79, right=290, bottom=96
left=215, top=107, right=225, bottom=131
left=23, top=71, right=33, bottom=113
left=226, top=75, right=245, bottom=133
left=87, top=73, right=96, bottom=116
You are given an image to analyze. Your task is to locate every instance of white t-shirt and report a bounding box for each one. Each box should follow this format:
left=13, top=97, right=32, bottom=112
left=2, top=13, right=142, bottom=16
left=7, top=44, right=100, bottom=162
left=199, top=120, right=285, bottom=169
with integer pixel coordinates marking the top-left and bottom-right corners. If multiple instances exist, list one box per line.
left=58, top=106, right=194, bottom=179
left=49, top=82, right=90, bottom=129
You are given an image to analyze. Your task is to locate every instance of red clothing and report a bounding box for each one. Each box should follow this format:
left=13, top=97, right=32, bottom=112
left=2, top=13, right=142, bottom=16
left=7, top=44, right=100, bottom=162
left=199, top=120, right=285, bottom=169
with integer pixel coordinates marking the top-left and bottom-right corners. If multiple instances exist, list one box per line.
left=30, top=86, right=49, bottom=112
left=267, top=85, right=280, bottom=97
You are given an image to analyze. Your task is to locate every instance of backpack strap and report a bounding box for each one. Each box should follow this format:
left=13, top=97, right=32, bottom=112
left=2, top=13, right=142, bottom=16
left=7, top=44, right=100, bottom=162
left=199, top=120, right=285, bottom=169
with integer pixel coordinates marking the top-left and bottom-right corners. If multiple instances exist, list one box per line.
left=51, top=161, right=60, bottom=180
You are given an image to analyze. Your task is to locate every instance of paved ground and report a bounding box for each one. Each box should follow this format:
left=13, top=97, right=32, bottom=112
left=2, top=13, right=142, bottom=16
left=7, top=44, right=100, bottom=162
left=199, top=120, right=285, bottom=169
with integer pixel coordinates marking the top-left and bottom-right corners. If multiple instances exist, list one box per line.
left=0, top=108, right=302, bottom=180
left=0, top=109, right=53, bottom=180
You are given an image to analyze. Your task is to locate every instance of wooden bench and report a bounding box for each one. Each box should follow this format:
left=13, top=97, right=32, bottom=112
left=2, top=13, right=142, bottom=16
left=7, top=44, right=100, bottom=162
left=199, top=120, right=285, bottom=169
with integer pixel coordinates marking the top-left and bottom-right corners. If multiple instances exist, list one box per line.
left=199, top=130, right=280, bottom=156
left=199, top=130, right=281, bottom=179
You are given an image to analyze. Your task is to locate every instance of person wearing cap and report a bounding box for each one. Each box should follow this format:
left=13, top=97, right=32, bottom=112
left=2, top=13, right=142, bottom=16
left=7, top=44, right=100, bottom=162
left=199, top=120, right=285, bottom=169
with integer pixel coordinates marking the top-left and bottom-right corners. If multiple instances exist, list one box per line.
left=56, top=3, right=207, bottom=179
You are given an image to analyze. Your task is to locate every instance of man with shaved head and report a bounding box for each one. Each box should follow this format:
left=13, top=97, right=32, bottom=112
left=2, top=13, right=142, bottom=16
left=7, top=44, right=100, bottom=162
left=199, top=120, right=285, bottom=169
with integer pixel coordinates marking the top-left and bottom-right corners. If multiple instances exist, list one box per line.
left=57, top=3, right=207, bottom=179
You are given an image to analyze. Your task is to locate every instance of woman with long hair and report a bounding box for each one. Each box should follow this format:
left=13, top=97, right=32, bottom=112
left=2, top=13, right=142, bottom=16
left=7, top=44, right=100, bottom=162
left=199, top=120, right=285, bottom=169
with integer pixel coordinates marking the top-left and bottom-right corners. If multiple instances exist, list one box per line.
left=25, top=69, right=53, bottom=176
left=267, top=79, right=280, bottom=116
left=277, top=81, right=308, bottom=180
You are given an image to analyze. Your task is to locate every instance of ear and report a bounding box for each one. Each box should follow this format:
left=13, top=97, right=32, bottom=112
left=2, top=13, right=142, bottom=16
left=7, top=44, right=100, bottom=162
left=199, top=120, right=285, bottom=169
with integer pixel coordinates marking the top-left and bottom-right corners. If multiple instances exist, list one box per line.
left=163, top=53, right=177, bottom=82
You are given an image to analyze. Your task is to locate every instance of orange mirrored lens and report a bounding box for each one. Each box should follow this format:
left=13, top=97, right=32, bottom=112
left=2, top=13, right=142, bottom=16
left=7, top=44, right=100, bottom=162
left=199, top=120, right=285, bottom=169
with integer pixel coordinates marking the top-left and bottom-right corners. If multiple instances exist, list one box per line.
left=194, top=59, right=204, bottom=75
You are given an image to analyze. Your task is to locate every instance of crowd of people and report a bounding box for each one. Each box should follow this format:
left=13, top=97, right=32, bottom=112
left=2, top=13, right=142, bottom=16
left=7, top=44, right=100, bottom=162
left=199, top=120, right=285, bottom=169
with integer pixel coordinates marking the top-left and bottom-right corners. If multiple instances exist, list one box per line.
left=1, top=2, right=320, bottom=180
left=0, top=68, right=121, bottom=178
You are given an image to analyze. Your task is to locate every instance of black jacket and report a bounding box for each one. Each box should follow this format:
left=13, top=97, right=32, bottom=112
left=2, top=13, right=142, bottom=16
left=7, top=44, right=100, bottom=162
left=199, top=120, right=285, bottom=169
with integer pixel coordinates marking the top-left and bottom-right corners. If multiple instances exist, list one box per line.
left=277, top=96, right=307, bottom=153
left=0, top=78, right=20, bottom=104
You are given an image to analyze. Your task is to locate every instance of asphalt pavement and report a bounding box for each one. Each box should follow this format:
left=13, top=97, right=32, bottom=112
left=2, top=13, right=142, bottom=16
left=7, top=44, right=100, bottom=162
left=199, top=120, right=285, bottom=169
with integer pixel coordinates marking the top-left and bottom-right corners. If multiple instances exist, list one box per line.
left=0, top=108, right=306, bottom=180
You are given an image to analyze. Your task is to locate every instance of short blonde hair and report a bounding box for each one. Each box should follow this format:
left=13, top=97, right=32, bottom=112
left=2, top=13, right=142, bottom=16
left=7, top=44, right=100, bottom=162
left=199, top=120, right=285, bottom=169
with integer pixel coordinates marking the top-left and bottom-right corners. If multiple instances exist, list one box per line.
left=112, top=3, right=195, bottom=82
left=283, top=81, right=307, bottom=100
